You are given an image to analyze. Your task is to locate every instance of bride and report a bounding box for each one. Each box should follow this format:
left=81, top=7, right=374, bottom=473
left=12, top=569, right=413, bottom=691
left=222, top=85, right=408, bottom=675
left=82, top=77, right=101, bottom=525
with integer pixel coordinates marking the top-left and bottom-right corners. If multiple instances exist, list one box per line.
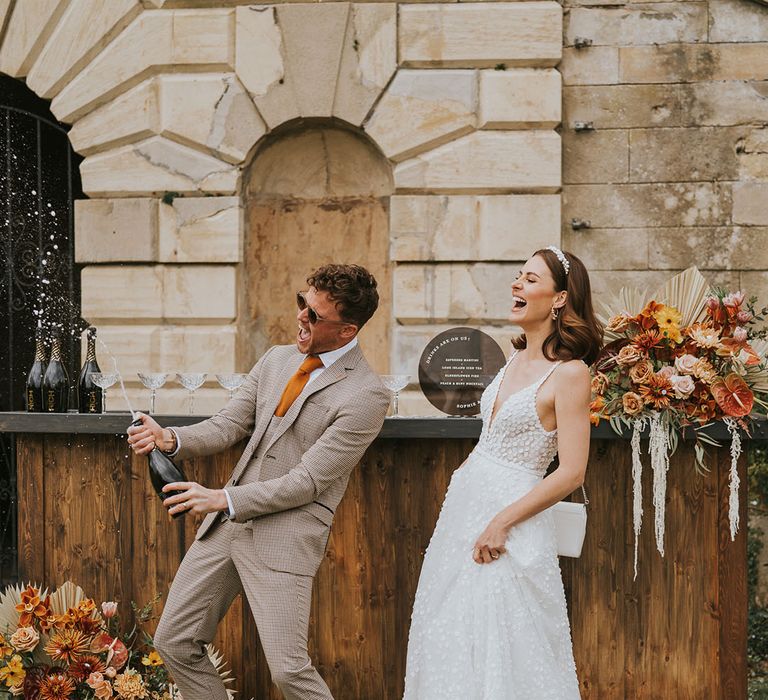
left=403, top=247, right=603, bottom=699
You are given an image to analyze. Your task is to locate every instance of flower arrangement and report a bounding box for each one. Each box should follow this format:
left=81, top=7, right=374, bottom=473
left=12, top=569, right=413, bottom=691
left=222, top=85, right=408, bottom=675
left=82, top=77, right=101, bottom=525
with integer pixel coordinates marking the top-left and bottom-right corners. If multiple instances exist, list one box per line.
left=591, top=267, right=768, bottom=577
left=0, top=581, right=234, bottom=700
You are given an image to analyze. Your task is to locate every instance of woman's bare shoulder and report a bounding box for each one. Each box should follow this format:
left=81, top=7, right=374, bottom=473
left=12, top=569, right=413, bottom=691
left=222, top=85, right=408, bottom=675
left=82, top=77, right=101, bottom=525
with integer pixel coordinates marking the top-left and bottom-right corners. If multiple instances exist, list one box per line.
left=554, top=359, right=591, bottom=383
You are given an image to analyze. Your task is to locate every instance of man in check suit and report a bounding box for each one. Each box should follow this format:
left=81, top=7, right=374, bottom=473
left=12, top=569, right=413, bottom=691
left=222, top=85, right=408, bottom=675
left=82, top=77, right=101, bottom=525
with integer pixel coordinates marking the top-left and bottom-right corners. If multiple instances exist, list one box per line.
left=127, top=264, right=390, bottom=700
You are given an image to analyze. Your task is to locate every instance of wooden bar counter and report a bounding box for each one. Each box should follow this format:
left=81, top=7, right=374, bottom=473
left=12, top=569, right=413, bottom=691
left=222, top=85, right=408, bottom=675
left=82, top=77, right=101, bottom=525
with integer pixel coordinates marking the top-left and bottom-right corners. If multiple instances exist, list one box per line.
left=0, top=412, right=756, bottom=699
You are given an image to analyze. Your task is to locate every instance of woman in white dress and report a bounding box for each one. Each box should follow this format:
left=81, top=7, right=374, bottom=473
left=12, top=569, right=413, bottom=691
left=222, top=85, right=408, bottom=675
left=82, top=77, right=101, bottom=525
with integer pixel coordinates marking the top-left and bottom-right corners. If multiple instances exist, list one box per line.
left=403, top=247, right=603, bottom=700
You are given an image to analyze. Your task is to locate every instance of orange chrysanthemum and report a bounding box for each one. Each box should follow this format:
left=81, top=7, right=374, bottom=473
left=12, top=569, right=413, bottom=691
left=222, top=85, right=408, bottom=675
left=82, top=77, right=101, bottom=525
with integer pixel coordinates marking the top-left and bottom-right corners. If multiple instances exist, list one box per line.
left=37, top=671, right=75, bottom=700
left=638, top=373, right=673, bottom=409
left=633, top=330, right=664, bottom=353
left=44, top=629, right=89, bottom=665
left=68, top=655, right=106, bottom=681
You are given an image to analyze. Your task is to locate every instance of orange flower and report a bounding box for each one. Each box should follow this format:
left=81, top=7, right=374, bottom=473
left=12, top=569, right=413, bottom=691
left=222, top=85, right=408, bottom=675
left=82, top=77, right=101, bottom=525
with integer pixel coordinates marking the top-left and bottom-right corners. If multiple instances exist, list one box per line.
left=622, top=392, right=644, bottom=416
left=629, top=359, right=654, bottom=385
left=44, top=629, right=89, bottom=665
left=633, top=330, right=664, bottom=353
left=0, top=635, right=12, bottom=657
left=606, top=313, right=633, bottom=333
left=68, top=655, right=106, bottom=681
left=37, top=671, right=75, bottom=700
left=15, top=586, right=48, bottom=627
left=710, top=373, right=754, bottom=418
left=684, top=384, right=718, bottom=423
left=591, top=372, right=610, bottom=395
left=638, top=373, right=673, bottom=409
left=637, top=300, right=665, bottom=329
left=589, top=395, right=605, bottom=425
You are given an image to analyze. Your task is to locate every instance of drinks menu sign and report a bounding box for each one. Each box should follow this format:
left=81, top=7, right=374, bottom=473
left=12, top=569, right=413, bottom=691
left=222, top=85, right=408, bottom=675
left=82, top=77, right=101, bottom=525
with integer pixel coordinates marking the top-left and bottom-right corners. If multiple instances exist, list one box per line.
left=418, top=327, right=506, bottom=416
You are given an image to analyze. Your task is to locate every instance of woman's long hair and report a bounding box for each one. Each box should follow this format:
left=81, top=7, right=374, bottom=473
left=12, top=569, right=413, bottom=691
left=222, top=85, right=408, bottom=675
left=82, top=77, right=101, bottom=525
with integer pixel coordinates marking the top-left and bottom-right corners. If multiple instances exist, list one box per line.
left=511, top=249, right=603, bottom=366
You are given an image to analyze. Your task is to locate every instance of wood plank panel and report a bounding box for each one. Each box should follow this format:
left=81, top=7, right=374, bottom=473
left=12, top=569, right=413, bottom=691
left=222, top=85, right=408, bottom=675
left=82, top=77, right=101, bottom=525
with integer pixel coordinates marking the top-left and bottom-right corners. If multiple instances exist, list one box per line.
left=16, top=434, right=44, bottom=582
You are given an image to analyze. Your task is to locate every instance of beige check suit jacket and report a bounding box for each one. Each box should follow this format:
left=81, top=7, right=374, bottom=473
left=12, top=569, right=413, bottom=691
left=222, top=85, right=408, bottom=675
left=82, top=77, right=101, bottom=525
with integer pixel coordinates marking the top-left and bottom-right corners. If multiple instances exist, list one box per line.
left=172, top=343, right=390, bottom=577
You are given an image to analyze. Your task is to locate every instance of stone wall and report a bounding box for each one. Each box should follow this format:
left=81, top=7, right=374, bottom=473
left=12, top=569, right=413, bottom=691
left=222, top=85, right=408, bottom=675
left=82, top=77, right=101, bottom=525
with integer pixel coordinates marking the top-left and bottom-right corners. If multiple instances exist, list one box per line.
left=561, top=0, right=768, bottom=307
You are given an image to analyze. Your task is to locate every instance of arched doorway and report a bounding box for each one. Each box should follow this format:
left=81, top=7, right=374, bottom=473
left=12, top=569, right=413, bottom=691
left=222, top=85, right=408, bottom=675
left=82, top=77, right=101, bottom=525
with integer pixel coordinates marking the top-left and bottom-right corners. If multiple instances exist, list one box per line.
left=241, top=120, right=393, bottom=374
left=0, top=75, right=82, bottom=585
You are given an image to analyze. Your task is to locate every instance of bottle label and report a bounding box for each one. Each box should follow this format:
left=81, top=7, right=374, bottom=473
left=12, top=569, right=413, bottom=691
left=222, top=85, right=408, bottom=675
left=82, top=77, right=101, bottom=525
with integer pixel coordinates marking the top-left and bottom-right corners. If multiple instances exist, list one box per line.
left=27, top=389, right=36, bottom=411
left=46, top=391, right=55, bottom=412
left=88, top=392, right=98, bottom=413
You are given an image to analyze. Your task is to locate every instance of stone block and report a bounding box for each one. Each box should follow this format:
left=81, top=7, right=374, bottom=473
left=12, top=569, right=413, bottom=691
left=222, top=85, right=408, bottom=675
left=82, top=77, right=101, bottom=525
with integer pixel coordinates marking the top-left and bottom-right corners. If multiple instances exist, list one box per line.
left=395, top=131, right=561, bottom=194
left=738, top=126, right=768, bottom=180
left=589, top=270, right=681, bottom=300
left=648, top=227, right=768, bottom=270
left=560, top=47, right=619, bottom=85
left=399, top=3, right=562, bottom=68
left=0, top=0, right=68, bottom=77
left=478, top=69, right=560, bottom=128
left=565, top=4, right=707, bottom=47
left=563, top=183, right=731, bottom=229
left=733, top=182, right=768, bottom=225
left=333, top=4, right=397, bottom=126
left=26, top=0, right=140, bottom=99
left=563, top=229, right=648, bottom=270
left=563, top=130, right=628, bottom=185
left=365, top=70, right=477, bottom=162
left=80, top=137, right=239, bottom=197
left=394, top=263, right=518, bottom=323
left=629, top=127, right=748, bottom=183
left=75, top=198, right=158, bottom=263
left=390, top=195, right=560, bottom=261
left=82, top=265, right=164, bottom=321
left=742, top=272, right=768, bottom=313
left=51, top=10, right=234, bottom=123
left=158, top=196, right=241, bottom=263
left=709, top=0, right=768, bottom=43
left=164, top=265, right=236, bottom=320
left=619, top=44, right=768, bottom=83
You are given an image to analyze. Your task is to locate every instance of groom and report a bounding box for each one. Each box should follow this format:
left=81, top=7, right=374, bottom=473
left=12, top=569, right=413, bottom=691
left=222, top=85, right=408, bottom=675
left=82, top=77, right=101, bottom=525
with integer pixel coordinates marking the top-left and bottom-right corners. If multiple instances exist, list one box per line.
left=127, top=264, right=390, bottom=700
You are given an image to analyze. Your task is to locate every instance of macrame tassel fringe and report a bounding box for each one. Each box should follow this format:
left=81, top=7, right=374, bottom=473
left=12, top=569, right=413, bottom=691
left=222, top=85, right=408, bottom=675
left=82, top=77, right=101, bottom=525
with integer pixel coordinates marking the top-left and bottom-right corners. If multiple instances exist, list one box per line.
left=649, top=412, right=670, bottom=557
left=631, top=418, right=645, bottom=581
left=724, top=418, right=742, bottom=541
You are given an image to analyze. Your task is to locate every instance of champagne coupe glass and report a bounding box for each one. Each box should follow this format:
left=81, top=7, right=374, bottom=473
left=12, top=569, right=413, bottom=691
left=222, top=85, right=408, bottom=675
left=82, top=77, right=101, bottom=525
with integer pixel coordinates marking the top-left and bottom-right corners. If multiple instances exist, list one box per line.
left=176, top=373, right=207, bottom=415
left=90, top=372, right=119, bottom=414
left=379, top=374, right=411, bottom=417
left=137, top=372, right=169, bottom=414
left=215, top=373, right=248, bottom=401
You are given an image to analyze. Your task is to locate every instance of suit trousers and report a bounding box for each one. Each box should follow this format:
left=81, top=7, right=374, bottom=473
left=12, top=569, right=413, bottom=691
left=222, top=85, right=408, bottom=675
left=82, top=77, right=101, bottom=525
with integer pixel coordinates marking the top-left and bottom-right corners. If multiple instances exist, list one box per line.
left=154, top=517, right=333, bottom=700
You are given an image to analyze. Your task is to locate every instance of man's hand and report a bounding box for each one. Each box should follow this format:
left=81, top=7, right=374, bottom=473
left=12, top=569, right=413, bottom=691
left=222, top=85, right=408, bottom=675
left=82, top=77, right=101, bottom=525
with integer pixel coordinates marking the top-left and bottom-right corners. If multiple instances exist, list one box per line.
left=162, top=482, right=228, bottom=518
left=127, top=412, right=174, bottom=456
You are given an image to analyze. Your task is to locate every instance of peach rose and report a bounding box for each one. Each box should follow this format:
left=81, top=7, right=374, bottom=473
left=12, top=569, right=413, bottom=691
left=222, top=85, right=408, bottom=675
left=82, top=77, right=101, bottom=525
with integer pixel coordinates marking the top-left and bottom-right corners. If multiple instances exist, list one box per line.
left=10, top=626, right=39, bottom=652
left=693, top=358, right=718, bottom=384
left=591, top=372, right=610, bottom=395
left=606, top=313, right=632, bottom=333
left=629, top=359, right=654, bottom=384
left=656, top=366, right=675, bottom=380
left=674, top=354, right=698, bottom=375
left=670, top=374, right=695, bottom=399
left=616, top=344, right=643, bottom=366
left=87, top=672, right=114, bottom=700
left=622, top=392, right=644, bottom=416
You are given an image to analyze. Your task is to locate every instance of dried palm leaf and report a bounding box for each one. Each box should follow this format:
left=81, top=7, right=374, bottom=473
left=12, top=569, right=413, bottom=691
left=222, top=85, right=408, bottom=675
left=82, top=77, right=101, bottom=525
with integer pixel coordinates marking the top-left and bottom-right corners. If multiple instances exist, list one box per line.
left=48, top=580, right=88, bottom=616
left=597, top=286, right=649, bottom=341
left=169, top=644, right=236, bottom=699
left=651, top=266, right=711, bottom=328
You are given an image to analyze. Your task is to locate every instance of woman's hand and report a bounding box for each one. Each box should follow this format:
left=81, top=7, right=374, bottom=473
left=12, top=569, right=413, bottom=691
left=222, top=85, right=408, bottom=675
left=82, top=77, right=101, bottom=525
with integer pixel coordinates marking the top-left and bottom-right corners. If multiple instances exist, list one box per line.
left=473, top=514, right=511, bottom=564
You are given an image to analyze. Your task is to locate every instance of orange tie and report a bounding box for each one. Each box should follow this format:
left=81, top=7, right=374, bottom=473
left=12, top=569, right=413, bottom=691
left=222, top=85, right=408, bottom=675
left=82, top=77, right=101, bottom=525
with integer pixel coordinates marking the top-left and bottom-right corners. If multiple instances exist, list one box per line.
left=274, top=355, right=324, bottom=417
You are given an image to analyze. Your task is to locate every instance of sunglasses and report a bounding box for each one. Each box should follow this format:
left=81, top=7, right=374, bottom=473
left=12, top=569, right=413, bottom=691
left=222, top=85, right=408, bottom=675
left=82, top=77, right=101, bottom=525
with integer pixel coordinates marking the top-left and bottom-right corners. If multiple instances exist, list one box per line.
left=296, top=292, right=355, bottom=327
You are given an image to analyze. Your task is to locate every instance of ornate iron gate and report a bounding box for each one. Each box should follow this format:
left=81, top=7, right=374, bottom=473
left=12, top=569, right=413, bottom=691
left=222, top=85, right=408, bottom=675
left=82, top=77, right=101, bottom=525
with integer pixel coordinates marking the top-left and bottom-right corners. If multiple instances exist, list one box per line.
left=0, top=76, right=82, bottom=586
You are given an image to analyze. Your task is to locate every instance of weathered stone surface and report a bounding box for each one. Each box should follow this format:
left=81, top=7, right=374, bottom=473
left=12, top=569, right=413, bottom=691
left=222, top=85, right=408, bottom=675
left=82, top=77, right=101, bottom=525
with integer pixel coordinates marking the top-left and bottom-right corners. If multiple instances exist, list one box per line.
left=399, top=3, right=562, bottom=68
left=738, top=126, right=768, bottom=180
left=648, top=227, right=768, bottom=270
left=742, top=272, right=768, bottom=313
left=564, top=82, right=768, bottom=129
left=365, top=70, right=476, bottom=162
left=560, top=47, right=619, bottom=85
left=394, top=263, right=518, bottom=323
left=563, top=183, right=731, bottom=229
left=709, top=0, right=768, bottom=43
left=0, top=0, right=67, bottom=77
left=26, top=0, right=140, bottom=99
left=158, top=196, right=241, bottom=263
left=75, top=198, right=158, bottom=263
left=80, top=137, right=239, bottom=197
left=563, top=229, right=648, bottom=270
left=390, top=195, right=559, bottom=261
left=395, top=131, right=561, bottom=193
left=629, top=127, right=748, bottom=183
left=478, top=69, right=560, bottom=128
left=51, top=10, right=234, bottom=123
left=164, top=265, right=236, bottom=320
left=563, top=130, right=628, bottom=184
left=733, top=182, right=768, bottom=225
left=619, top=43, right=768, bottom=83
left=333, top=4, right=397, bottom=125
left=565, top=4, right=707, bottom=47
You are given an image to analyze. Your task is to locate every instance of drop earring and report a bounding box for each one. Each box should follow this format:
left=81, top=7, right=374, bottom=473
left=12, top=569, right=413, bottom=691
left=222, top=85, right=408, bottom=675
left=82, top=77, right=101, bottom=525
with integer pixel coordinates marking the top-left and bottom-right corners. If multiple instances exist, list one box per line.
left=551, top=307, right=559, bottom=321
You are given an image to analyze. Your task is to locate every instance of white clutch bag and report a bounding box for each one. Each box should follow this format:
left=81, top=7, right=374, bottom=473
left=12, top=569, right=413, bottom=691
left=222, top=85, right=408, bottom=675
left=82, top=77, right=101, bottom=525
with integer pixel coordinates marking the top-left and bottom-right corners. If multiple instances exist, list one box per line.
left=551, top=485, right=589, bottom=558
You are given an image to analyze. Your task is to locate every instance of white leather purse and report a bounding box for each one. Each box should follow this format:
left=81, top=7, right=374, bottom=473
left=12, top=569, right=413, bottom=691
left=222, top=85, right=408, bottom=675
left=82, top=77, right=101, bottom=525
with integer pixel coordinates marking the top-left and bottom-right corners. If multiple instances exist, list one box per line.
left=551, top=485, right=588, bottom=558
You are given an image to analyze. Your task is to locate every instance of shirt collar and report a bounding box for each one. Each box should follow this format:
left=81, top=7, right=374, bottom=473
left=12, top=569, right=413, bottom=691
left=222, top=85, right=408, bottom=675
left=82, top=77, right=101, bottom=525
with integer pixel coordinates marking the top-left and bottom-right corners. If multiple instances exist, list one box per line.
left=316, top=337, right=358, bottom=369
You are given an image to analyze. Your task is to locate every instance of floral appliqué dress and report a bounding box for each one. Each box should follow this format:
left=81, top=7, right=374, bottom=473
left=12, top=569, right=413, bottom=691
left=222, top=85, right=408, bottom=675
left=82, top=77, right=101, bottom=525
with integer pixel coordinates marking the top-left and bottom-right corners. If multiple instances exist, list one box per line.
left=403, top=351, right=581, bottom=699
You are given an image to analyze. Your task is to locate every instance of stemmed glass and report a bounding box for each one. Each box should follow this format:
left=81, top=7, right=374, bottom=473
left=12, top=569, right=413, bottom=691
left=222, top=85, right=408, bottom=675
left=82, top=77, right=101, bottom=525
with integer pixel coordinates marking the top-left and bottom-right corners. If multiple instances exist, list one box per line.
left=90, top=372, right=119, bottom=414
left=176, top=373, right=207, bottom=415
left=137, top=372, right=169, bottom=414
left=216, top=373, right=248, bottom=401
left=379, top=374, right=411, bottom=417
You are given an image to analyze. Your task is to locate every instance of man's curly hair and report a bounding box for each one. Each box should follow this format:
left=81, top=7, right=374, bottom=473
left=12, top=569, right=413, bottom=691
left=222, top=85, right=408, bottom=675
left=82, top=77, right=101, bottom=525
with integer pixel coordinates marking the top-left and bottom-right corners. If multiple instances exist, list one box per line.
left=307, top=264, right=379, bottom=329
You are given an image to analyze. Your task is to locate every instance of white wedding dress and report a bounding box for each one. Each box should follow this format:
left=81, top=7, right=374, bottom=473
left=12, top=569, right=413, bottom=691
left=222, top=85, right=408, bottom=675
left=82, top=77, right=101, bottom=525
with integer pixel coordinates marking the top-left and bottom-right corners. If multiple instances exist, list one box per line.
left=403, top=351, right=581, bottom=699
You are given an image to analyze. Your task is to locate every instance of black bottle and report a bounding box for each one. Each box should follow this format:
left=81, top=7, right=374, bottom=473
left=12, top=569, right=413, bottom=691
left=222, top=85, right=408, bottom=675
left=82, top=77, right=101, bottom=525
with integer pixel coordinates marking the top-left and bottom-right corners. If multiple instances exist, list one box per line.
left=78, top=326, right=102, bottom=413
left=131, top=419, right=188, bottom=519
left=25, top=328, right=47, bottom=412
left=43, top=330, right=69, bottom=413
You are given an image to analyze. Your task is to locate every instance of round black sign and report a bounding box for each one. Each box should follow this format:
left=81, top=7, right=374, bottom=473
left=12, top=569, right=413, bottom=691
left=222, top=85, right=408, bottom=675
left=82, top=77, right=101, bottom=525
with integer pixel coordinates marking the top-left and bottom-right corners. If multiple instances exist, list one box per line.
left=418, top=327, right=506, bottom=416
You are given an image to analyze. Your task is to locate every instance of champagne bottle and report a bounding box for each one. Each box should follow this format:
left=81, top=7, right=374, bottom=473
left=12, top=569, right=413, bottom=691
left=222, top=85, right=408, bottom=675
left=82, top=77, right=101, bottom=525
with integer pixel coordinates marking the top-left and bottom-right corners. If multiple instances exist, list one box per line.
left=25, top=327, right=47, bottom=412
left=78, top=326, right=102, bottom=414
left=43, top=330, right=69, bottom=413
left=131, top=419, right=188, bottom=519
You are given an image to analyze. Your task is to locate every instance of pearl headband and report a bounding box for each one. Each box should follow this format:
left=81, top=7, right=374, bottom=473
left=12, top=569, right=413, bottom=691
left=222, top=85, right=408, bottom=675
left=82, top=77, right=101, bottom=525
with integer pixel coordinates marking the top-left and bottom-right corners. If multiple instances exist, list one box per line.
left=546, top=245, right=570, bottom=275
